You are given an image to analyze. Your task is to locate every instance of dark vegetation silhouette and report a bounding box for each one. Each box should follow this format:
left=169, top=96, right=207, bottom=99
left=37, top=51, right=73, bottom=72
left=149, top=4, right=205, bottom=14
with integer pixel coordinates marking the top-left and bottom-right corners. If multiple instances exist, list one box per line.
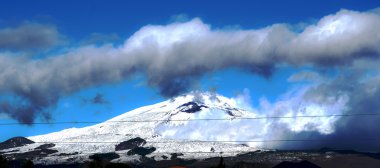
left=210, top=157, right=226, bottom=168
left=21, top=160, right=34, bottom=168
left=273, top=160, right=320, bottom=168
left=87, top=153, right=132, bottom=168
left=88, top=155, right=105, bottom=168
left=0, top=155, right=9, bottom=167
left=0, top=155, right=35, bottom=168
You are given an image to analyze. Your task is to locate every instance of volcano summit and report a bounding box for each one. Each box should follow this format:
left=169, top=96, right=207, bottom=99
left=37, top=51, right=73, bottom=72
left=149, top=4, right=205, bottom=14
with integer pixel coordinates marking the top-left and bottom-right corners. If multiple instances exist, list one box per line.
left=0, top=93, right=261, bottom=165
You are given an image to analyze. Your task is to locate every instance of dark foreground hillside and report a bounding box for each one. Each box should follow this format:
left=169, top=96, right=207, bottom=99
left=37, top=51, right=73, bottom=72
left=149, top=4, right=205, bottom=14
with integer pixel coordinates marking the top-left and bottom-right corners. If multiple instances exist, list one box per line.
left=2, top=149, right=380, bottom=168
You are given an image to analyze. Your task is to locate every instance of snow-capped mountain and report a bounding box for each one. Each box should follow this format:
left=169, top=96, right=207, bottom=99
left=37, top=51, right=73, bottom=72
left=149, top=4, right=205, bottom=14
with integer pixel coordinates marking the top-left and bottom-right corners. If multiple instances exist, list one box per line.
left=0, top=92, right=261, bottom=164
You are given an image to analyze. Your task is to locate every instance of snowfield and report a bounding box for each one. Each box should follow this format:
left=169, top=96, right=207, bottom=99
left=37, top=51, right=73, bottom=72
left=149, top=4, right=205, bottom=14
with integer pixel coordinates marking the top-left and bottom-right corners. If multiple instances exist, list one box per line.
left=2, top=92, right=262, bottom=164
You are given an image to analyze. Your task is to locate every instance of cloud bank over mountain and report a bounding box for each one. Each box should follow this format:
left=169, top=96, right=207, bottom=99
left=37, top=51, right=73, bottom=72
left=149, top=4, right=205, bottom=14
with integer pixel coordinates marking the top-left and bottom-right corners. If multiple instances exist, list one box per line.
left=0, top=8, right=379, bottom=130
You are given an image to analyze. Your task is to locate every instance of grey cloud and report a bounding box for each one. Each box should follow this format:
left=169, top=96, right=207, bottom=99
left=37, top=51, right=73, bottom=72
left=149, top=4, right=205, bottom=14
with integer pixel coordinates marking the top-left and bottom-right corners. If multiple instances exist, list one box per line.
left=0, top=45, right=135, bottom=124
left=0, top=8, right=380, bottom=124
left=369, top=7, right=380, bottom=15
left=82, top=93, right=109, bottom=105
left=287, top=71, right=324, bottom=82
left=0, top=23, right=61, bottom=50
left=91, top=93, right=108, bottom=104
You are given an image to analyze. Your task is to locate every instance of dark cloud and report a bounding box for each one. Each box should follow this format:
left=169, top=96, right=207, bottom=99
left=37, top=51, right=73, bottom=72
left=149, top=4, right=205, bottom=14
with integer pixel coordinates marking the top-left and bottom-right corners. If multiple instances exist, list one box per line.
left=0, top=45, right=135, bottom=124
left=0, top=8, right=380, bottom=124
left=82, top=93, right=109, bottom=105
left=91, top=93, right=108, bottom=104
left=0, top=22, right=61, bottom=50
left=302, top=72, right=380, bottom=151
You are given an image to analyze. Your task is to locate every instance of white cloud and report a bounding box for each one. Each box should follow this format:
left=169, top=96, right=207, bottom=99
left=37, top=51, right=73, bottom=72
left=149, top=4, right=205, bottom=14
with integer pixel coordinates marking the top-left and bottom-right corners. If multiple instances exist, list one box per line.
left=287, top=71, right=324, bottom=82
left=231, top=88, right=254, bottom=111
left=156, top=85, right=350, bottom=149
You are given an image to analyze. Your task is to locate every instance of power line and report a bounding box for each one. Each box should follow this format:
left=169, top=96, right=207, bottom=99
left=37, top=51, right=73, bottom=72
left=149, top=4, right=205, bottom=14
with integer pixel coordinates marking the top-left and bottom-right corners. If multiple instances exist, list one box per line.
left=32, top=138, right=380, bottom=144
left=1, top=113, right=380, bottom=125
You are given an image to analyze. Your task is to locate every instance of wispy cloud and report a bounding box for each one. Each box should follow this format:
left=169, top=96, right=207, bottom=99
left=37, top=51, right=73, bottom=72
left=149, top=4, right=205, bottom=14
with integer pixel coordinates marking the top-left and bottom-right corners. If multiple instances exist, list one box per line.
left=287, top=71, right=324, bottom=82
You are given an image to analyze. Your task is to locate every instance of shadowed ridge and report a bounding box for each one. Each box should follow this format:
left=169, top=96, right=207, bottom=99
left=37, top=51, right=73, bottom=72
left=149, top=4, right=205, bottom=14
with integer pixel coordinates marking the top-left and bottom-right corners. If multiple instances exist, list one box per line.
left=0, top=137, right=34, bottom=150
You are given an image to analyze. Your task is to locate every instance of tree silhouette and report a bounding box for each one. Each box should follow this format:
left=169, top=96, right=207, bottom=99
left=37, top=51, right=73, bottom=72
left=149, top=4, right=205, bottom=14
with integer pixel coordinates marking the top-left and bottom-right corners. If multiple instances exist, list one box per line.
left=0, top=155, right=9, bottom=168
left=88, top=155, right=104, bottom=168
left=211, top=157, right=225, bottom=168
left=21, top=160, right=34, bottom=168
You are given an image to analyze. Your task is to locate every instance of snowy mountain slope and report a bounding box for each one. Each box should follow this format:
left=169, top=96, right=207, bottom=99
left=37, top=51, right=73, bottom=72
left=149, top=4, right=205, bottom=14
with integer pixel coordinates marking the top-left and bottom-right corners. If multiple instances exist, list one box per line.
left=0, top=92, right=262, bottom=164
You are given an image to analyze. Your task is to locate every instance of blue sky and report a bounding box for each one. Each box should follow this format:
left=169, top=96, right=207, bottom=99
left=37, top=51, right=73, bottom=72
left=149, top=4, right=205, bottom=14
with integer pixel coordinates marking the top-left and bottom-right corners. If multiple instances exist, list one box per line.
left=0, top=0, right=380, bottom=142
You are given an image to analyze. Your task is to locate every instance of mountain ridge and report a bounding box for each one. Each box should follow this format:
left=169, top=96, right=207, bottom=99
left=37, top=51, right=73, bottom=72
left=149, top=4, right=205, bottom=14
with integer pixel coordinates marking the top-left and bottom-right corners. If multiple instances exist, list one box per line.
left=0, top=92, right=259, bottom=165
